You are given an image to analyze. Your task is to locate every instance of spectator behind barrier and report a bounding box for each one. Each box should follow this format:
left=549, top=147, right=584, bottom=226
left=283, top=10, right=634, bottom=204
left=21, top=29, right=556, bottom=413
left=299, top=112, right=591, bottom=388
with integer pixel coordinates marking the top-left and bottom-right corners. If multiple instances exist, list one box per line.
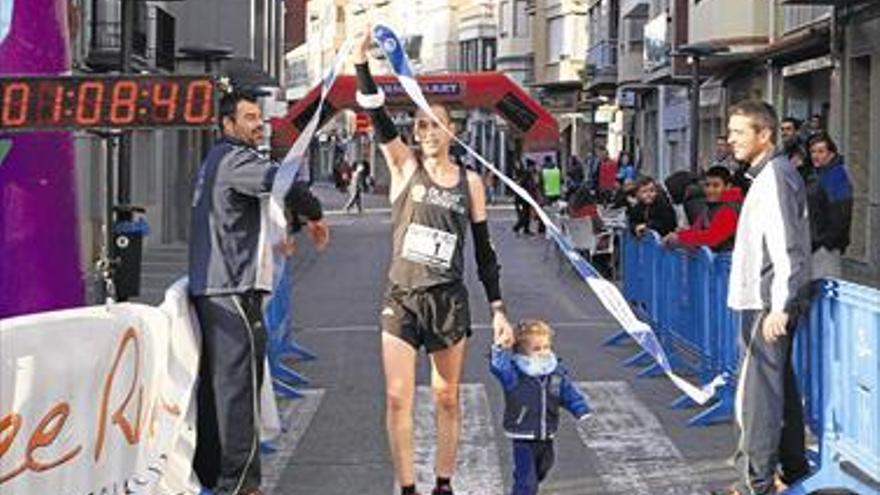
left=781, top=117, right=814, bottom=183
left=611, top=179, right=638, bottom=211
left=798, top=113, right=824, bottom=145
left=567, top=183, right=600, bottom=219
left=663, top=166, right=743, bottom=251
left=628, top=176, right=677, bottom=237
left=664, top=170, right=706, bottom=226
left=595, top=147, right=618, bottom=203
left=566, top=155, right=585, bottom=194
left=807, top=132, right=853, bottom=280
left=707, top=135, right=741, bottom=175
left=616, top=151, right=637, bottom=184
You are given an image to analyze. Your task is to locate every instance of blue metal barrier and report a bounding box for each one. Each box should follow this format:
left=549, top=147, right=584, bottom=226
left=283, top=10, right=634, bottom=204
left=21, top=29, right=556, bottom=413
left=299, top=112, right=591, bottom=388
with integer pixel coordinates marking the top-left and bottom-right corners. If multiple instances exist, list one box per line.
left=793, top=291, right=824, bottom=442
left=603, top=230, right=643, bottom=347
left=264, top=258, right=317, bottom=400
left=786, top=280, right=880, bottom=495
left=615, top=232, right=880, bottom=492
left=691, top=252, right=739, bottom=426
left=614, top=232, right=741, bottom=426
left=618, top=232, right=671, bottom=369
left=614, top=232, right=736, bottom=420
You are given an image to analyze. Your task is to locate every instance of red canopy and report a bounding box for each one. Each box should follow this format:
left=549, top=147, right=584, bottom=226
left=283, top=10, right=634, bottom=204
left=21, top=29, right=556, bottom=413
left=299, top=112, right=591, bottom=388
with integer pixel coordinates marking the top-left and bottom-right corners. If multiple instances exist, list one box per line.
left=270, top=72, right=560, bottom=154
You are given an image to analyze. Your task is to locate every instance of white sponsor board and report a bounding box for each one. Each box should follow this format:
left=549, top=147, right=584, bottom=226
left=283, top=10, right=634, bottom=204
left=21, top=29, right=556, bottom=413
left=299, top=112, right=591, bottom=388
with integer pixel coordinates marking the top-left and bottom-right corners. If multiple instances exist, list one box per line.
left=0, top=297, right=201, bottom=494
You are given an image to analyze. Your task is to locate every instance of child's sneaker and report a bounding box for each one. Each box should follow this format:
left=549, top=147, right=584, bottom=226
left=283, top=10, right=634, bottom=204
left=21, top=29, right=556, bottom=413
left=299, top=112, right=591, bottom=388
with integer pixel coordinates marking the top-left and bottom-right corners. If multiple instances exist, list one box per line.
left=431, top=488, right=453, bottom=495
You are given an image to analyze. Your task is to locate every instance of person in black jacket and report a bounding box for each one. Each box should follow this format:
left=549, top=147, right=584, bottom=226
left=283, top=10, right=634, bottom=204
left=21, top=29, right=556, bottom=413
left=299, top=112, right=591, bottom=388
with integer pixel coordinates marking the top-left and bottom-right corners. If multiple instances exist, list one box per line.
left=781, top=117, right=814, bottom=183
left=512, top=160, right=537, bottom=236
left=807, top=133, right=853, bottom=280
left=664, top=170, right=705, bottom=226
left=629, top=176, right=677, bottom=237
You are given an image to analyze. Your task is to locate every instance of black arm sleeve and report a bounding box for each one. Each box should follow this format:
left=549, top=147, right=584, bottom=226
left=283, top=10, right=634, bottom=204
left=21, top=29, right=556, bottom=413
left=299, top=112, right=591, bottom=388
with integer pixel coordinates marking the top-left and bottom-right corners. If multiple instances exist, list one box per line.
left=355, top=63, right=399, bottom=144
left=355, top=63, right=379, bottom=93
left=471, top=221, right=502, bottom=303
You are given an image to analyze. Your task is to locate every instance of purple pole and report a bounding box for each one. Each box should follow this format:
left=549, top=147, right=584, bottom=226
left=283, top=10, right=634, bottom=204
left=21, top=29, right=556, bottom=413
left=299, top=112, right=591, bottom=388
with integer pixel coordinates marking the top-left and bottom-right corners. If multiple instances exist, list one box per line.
left=0, top=0, right=85, bottom=318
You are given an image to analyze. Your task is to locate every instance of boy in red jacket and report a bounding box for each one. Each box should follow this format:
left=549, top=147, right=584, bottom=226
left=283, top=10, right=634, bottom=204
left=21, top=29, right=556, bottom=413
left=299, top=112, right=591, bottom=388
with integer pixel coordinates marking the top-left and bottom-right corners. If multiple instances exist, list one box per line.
left=663, top=166, right=743, bottom=251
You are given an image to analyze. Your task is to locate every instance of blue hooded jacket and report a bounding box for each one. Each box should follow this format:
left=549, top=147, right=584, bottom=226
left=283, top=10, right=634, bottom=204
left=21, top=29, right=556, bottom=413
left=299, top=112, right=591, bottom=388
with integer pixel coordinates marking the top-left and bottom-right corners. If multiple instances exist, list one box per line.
left=489, top=346, right=591, bottom=440
left=807, top=155, right=853, bottom=253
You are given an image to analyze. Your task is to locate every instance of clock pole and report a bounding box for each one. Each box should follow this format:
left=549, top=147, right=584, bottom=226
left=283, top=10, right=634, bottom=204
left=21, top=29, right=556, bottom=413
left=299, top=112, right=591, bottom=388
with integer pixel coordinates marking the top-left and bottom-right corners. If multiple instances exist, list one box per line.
left=117, top=0, right=134, bottom=222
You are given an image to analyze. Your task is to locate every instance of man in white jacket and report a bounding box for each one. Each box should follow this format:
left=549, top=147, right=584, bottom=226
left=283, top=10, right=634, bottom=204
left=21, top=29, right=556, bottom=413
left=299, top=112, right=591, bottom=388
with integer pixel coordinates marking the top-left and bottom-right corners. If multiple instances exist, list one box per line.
left=725, top=101, right=812, bottom=495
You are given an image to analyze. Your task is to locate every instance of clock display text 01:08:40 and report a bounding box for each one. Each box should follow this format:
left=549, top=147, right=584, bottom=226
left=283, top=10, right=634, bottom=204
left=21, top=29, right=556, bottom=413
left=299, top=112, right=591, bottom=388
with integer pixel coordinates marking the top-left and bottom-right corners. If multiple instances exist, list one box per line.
left=0, top=75, right=216, bottom=131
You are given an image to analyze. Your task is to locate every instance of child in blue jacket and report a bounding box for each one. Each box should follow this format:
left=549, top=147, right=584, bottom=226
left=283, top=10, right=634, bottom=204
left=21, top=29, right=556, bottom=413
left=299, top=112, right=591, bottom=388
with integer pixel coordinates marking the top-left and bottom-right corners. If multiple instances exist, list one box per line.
left=490, top=320, right=592, bottom=495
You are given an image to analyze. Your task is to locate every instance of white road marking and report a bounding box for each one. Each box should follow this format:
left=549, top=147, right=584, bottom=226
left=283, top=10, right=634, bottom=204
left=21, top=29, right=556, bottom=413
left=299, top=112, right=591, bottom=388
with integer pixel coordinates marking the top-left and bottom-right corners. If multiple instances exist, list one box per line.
left=262, top=389, right=326, bottom=493
left=255, top=383, right=715, bottom=494
left=575, top=381, right=707, bottom=495
left=414, top=384, right=504, bottom=495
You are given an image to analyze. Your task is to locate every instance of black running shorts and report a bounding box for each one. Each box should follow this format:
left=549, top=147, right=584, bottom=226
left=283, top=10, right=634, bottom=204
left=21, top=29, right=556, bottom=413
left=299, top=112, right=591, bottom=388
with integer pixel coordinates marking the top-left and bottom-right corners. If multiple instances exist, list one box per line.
left=380, top=282, right=472, bottom=353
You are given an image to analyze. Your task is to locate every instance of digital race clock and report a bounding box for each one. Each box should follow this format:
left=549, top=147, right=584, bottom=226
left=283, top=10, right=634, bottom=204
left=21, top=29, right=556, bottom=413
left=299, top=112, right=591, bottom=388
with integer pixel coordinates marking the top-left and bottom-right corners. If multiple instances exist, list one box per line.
left=0, top=75, right=217, bottom=132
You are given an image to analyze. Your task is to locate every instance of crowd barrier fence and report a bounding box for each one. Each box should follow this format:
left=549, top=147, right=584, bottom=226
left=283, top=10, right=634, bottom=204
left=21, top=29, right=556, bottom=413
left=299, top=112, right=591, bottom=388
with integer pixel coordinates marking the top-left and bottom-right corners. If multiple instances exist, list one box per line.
left=613, top=231, right=879, bottom=494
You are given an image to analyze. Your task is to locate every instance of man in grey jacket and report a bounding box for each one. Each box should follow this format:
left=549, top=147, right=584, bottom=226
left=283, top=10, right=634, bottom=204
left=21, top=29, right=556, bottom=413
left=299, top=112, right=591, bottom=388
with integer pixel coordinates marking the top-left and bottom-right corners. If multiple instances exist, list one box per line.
left=725, top=101, right=812, bottom=495
left=189, top=87, right=329, bottom=495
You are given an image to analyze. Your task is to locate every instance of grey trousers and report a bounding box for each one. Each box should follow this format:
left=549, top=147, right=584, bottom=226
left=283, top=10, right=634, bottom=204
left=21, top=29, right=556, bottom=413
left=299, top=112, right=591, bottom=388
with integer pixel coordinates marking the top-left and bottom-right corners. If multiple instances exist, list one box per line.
left=811, top=247, right=842, bottom=280
left=192, top=292, right=266, bottom=495
left=733, top=310, right=809, bottom=494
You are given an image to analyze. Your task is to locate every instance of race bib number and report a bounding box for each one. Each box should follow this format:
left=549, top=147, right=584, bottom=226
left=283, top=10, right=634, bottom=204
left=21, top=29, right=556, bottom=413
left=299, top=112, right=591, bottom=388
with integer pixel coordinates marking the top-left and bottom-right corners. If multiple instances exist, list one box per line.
left=401, top=223, right=457, bottom=269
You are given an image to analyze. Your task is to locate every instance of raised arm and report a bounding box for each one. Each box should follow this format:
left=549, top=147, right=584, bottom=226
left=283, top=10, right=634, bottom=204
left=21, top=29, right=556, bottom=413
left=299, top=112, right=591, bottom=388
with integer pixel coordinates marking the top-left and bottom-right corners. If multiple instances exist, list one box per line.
left=352, top=26, right=416, bottom=200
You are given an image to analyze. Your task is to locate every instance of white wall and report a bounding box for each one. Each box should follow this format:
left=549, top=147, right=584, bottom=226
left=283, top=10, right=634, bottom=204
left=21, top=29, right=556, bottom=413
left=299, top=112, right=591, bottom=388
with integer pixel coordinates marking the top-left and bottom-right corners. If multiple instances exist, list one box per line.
left=689, top=0, right=769, bottom=49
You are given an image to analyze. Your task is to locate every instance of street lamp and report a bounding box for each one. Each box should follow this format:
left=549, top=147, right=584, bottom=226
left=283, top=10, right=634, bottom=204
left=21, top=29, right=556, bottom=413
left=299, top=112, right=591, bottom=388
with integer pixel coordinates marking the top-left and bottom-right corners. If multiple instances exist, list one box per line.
left=673, top=43, right=730, bottom=174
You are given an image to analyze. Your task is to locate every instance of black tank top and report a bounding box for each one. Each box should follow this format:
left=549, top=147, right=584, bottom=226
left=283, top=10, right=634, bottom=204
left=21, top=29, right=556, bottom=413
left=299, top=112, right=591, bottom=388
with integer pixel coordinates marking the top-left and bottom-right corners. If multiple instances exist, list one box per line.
left=388, top=165, right=471, bottom=290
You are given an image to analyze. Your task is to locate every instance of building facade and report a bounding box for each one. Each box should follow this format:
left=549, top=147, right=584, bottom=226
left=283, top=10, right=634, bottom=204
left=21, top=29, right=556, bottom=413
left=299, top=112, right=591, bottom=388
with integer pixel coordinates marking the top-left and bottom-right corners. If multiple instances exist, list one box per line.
left=527, top=0, right=589, bottom=164
left=822, top=1, right=880, bottom=285
left=497, top=0, right=534, bottom=85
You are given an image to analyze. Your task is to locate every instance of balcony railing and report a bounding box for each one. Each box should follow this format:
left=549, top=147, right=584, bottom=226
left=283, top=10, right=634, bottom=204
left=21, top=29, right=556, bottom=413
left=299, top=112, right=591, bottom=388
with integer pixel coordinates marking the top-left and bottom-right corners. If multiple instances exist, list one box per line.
left=620, top=0, right=649, bottom=19
left=91, top=21, right=120, bottom=50
left=783, top=4, right=832, bottom=33
left=587, top=39, right=618, bottom=71
left=90, top=21, right=148, bottom=56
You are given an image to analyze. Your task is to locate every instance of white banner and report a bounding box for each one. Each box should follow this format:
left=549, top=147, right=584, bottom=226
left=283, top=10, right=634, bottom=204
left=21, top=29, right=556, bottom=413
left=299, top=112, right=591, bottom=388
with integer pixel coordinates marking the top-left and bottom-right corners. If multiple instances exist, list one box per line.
left=0, top=298, right=200, bottom=495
